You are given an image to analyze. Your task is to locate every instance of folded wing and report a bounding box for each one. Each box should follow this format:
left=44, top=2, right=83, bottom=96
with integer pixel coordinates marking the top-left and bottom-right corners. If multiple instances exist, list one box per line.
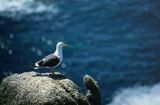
left=36, top=54, right=60, bottom=68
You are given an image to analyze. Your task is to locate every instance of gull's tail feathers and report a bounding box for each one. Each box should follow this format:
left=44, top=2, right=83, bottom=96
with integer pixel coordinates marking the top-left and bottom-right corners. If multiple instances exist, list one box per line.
left=28, top=64, right=39, bottom=71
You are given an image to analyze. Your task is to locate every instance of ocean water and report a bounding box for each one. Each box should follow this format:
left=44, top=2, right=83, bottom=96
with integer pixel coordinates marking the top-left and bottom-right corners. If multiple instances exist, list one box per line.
left=0, top=0, right=160, bottom=104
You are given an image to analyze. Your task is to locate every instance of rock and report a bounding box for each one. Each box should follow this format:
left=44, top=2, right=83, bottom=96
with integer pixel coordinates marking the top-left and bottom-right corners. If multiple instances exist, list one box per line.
left=0, top=72, right=101, bottom=105
left=83, top=75, right=101, bottom=105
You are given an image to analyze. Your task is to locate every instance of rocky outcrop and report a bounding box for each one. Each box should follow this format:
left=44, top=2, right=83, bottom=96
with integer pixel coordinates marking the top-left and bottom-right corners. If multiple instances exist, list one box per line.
left=0, top=72, right=101, bottom=105
left=83, top=75, right=101, bottom=105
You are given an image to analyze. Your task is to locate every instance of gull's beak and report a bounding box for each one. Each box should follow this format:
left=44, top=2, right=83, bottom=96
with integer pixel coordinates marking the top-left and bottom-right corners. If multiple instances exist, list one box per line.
left=64, top=44, right=70, bottom=47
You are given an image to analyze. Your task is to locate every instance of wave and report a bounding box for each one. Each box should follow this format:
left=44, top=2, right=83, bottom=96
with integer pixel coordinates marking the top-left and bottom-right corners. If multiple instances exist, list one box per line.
left=0, top=0, right=58, bottom=19
left=108, top=83, right=160, bottom=105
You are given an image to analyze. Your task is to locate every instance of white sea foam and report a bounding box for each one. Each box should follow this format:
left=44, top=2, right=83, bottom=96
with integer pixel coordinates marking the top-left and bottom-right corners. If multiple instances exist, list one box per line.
left=0, top=0, right=58, bottom=18
left=108, top=83, right=160, bottom=105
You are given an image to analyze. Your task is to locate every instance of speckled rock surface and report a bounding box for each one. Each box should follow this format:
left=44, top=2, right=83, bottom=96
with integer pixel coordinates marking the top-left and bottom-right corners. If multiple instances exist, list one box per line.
left=0, top=72, right=89, bottom=105
left=83, top=75, right=101, bottom=105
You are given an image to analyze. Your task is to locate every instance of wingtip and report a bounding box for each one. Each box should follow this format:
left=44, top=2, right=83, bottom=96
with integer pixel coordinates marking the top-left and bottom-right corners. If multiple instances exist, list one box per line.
left=27, top=64, right=35, bottom=72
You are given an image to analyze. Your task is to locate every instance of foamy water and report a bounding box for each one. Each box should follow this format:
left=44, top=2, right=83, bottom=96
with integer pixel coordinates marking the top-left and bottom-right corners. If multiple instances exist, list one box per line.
left=0, top=0, right=58, bottom=18
left=108, top=83, right=160, bottom=105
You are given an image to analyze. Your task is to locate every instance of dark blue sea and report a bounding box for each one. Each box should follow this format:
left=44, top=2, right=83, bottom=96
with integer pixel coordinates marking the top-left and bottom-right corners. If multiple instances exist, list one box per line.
left=0, top=0, right=160, bottom=105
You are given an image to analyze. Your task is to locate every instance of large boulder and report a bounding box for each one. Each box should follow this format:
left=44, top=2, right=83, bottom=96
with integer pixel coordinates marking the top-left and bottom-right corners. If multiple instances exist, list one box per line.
left=0, top=72, right=101, bottom=105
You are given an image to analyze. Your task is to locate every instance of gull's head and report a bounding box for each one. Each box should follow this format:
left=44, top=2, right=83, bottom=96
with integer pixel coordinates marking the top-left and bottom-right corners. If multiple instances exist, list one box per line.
left=56, top=42, right=69, bottom=48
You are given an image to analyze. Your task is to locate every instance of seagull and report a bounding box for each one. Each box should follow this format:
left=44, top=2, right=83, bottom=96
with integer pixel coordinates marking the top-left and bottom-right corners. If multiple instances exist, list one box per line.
left=32, top=42, right=69, bottom=74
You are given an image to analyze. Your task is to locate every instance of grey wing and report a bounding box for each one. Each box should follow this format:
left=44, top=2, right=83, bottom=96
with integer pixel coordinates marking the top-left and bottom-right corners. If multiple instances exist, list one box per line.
left=36, top=54, right=60, bottom=67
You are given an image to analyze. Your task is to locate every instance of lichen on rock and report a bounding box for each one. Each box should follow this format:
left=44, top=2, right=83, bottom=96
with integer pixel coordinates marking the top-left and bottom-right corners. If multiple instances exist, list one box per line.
left=0, top=72, right=101, bottom=105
